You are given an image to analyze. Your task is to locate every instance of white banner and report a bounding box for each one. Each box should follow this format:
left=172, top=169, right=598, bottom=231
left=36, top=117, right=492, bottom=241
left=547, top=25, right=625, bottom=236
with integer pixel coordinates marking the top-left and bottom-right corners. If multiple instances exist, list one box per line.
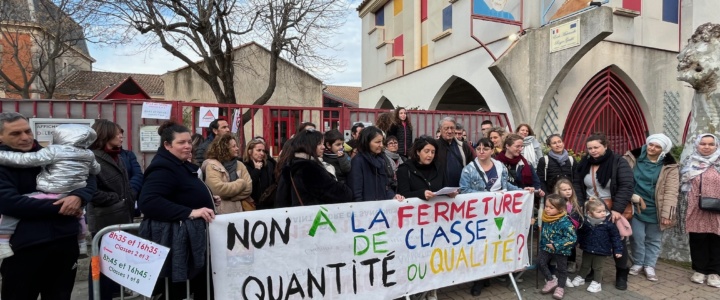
left=100, top=231, right=170, bottom=297
left=209, top=191, right=533, bottom=299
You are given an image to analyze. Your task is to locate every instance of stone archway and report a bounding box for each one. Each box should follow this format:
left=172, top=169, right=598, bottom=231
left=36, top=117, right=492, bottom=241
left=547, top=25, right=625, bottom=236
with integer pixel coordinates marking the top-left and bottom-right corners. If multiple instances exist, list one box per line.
left=430, top=76, right=489, bottom=111
left=375, top=97, right=394, bottom=109
left=563, top=66, right=649, bottom=153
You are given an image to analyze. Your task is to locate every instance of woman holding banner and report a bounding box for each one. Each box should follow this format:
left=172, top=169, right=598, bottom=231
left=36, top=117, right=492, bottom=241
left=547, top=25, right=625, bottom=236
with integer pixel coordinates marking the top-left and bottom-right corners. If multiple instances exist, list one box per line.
left=138, top=121, right=217, bottom=300
left=274, top=129, right=352, bottom=207
left=397, top=136, right=455, bottom=201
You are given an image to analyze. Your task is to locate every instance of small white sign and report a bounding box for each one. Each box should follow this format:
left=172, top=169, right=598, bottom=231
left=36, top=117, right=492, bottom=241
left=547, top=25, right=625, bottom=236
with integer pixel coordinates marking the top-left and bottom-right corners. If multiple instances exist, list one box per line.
left=100, top=231, right=170, bottom=297
left=198, top=107, right=219, bottom=128
left=141, top=102, right=173, bottom=120
left=139, top=126, right=161, bottom=152
left=231, top=108, right=240, bottom=133
left=29, top=118, right=95, bottom=144
left=550, top=19, right=581, bottom=53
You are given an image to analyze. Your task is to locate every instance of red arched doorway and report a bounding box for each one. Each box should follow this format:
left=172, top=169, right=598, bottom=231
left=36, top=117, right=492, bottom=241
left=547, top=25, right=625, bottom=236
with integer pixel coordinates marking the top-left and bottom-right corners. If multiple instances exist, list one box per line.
left=563, top=67, right=648, bottom=153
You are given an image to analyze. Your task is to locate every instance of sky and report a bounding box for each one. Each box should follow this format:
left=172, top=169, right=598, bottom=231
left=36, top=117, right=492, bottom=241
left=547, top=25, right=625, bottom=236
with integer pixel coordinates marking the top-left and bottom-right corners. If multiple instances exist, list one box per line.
left=87, top=2, right=363, bottom=87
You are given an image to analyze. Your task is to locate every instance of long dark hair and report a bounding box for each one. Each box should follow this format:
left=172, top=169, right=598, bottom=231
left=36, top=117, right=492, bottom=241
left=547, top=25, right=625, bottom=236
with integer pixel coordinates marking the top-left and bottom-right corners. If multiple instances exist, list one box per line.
left=274, top=130, right=324, bottom=179
left=393, top=107, right=413, bottom=131
left=357, top=126, right=384, bottom=154
left=90, top=119, right=121, bottom=150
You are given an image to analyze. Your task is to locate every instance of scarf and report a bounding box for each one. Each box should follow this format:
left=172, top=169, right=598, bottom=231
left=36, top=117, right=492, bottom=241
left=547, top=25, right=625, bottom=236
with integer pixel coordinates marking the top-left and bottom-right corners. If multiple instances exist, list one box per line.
left=384, top=149, right=403, bottom=172
left=680, top=133, right=720, bottom=191
left=541, top=211, right=567, bottom=223
left=548, top=149, right=569, bottom=166
left=104, top=146, right=122, bottom=163
left=495, top=151, right=534, bottom=186
left=587, top=215, right=605, bottom=226
left=222, top=159, right=239, bottom=182
left=577, top=148, right=614, bottom=188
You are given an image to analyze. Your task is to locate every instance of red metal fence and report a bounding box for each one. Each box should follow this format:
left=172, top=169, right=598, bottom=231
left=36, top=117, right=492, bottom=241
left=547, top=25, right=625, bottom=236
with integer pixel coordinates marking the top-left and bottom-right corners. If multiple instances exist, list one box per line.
left=0, top=99, right=511, bottom=168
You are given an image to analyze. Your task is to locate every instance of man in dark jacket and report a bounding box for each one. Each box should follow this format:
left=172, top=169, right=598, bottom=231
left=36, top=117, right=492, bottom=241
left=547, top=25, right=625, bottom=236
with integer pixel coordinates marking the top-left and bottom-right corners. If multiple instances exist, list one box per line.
left=195, top=118, right=230, bottom=165
left=435, top=117, right=474, bottom=187
left=0, top=112, right=96, bottom=299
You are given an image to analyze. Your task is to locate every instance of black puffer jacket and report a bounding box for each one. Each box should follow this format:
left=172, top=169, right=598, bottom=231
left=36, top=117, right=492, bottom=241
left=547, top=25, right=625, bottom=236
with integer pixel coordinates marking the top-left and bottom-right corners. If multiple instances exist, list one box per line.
left=577, top=213, right=623, bottom=256
left=275, top=157, right=353, bottom=207
left=396, top=161, right=446, bottom=200
left=388, top=123, right=413, bottom=157
left=573, top=154, right=635, bottom=213
left=88, top=150, right=135, bottom=234
left=537, top=155, right=578, bottom=193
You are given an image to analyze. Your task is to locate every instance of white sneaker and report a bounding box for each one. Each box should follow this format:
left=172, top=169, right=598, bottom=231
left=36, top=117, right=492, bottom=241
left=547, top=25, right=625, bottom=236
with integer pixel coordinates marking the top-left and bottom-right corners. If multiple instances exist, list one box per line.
left=629, top=264, right=642, bottom=276
left=586, top=281, right=602, bottom=293
left=691, top=272, right=707, bottom=284
left=425, top=289, right=438, bottom=300
left=707, top=274, right=720, bottom=288
left=571, top=275, right=585, bottom=286
left=565, top=278, right=575, bottom=288
left=644, top=266, right=658, bottom=281
left=0, top=243, right=14, bottom=259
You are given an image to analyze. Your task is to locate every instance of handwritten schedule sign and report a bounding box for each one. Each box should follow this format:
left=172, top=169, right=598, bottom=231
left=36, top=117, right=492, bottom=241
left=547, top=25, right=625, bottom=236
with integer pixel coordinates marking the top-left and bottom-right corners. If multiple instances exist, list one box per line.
left=100, top=231, right=170, bottom=297
left=141, top=102, right=173, bottom=120
left=209, top=191, right=532, bottom=299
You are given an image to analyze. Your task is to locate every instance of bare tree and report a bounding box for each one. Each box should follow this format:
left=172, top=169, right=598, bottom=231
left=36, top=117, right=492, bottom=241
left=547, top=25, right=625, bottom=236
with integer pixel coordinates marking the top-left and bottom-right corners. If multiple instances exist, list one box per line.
left=0, top=0, right=99, bottom=98
left=97, top=0, right=348, bottom=107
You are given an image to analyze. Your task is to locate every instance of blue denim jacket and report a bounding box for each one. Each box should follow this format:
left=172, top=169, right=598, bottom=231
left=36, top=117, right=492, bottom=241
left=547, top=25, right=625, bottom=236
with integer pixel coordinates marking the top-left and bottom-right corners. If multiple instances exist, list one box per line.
left=460, top=158, right=522, bottom=193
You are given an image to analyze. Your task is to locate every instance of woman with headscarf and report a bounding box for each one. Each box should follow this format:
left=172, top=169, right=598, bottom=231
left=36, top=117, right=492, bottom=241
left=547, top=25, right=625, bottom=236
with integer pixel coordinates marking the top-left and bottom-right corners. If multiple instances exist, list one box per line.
left=622, top=134, right=679, bottom=282
left=681, top=133, right=720, bottom=288
left=573, top=132, right=635, bottom=291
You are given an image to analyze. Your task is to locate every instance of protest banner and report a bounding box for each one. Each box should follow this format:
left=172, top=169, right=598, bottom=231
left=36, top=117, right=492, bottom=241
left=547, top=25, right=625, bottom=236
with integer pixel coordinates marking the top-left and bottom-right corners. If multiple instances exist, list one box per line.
left=100, top=231, right=170, bottom=297
left=209, top=191, right=533, bottom=299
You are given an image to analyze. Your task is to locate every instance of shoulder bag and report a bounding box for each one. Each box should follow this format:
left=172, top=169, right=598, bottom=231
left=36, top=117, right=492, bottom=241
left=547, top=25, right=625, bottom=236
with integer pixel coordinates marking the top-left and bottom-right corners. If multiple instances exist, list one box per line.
left=592, top=167, right=633, bottom=220
left=699, top=175, right=720, bottom=212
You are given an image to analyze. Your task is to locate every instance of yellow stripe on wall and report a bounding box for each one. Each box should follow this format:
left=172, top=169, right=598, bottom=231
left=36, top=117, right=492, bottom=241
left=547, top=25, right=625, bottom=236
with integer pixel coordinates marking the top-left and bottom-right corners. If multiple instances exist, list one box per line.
left=394, top=0, right=403, bottom=16
left=421, top=44, right=428, bottom=68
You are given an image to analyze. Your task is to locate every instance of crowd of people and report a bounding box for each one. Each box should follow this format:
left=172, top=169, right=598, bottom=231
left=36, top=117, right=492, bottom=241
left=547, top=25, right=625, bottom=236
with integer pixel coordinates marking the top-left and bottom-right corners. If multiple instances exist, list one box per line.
left=0, top=108, right=718, bottom=299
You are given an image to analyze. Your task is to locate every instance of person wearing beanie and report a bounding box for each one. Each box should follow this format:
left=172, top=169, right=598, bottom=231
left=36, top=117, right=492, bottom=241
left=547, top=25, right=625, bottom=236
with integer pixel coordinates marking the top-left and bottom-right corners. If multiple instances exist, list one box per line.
left=622, top=133, right=679, bottom=282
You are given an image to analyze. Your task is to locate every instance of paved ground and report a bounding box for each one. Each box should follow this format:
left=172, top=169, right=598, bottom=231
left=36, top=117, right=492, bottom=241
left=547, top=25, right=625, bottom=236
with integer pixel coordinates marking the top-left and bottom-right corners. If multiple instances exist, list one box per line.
left=66, top=252, right=718, bottom=300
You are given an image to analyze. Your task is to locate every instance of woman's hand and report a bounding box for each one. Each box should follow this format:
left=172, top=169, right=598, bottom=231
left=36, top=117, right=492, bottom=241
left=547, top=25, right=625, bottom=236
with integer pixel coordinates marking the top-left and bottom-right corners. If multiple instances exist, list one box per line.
left=190, top=208, right=215, bottom=223
left=394, top=194, right=406, bottom=202
left=614, top=253, right=622, bottom=258
left=523, top=187, right=535, bottom=194
left=537, top=189, right=545, bottom=197
left=661, top=218, right=671, bottom=225
left=253, top=161, right=263, bottom=169
left=447, top=191, right=458, bottom=198
left=424, top=190, right=436, bottom=200
left=609, top=210, right=622, bottom=223
left=213, top=195, right=221, bottom=207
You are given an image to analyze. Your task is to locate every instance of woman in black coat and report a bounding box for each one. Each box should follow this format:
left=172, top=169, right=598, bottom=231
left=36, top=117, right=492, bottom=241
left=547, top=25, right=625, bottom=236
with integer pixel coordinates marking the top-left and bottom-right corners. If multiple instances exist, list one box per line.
left=139, top=121, right=217, bottom=300
left=387, top=107, right=413, bottom=158
left=274, top=129, right=352, bottom=207
left=573, top=132, right=635, bottom=291
left=397, top=136, right=456, bottom=200
left=87, top=120, right=135, bottom=300
left=537, top=134, right=578, bottom=193
left=349, top=126, right=405, bottom=202
left=243, top=138, right=276, bottom=209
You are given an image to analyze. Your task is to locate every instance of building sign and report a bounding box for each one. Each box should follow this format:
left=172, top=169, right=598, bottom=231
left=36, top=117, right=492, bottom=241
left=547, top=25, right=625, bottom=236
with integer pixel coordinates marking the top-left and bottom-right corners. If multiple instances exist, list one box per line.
left=550, top=19, right=581, bottom=53
left=99, top=231, right=170, bottom=297
left=209, top=191, right=533, bottom=299
left=139, top=125, right=161, bottom=152
left=29, top=118, right=95, bottom=146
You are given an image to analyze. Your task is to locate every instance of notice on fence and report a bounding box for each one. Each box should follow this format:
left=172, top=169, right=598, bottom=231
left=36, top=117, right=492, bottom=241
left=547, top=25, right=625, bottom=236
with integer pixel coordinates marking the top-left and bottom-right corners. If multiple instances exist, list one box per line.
left=141, top=102, right=173, bottom=120
left=209, top=191, right=532, bottom=299
left=29, top=118, right=95, bottom=145
left=100, top=231, right=170, bottom=297
left=139, top=125, right=161, bottom=152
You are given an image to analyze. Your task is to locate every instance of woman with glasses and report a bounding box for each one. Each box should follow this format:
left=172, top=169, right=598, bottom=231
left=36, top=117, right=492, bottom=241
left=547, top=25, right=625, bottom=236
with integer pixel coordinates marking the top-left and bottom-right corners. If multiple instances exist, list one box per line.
left=383, top=136, right=406, bottom=192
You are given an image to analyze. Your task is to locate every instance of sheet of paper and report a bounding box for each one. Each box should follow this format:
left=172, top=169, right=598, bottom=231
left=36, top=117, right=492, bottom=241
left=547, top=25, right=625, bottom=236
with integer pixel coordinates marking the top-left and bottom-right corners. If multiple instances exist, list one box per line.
left=433, top=187, right=459, bottom=196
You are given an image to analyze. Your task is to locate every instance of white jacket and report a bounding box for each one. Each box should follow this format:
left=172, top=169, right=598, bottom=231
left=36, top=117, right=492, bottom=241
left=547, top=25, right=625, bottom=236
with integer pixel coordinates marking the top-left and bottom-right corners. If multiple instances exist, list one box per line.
left=0, top=124, right=101, bottom=194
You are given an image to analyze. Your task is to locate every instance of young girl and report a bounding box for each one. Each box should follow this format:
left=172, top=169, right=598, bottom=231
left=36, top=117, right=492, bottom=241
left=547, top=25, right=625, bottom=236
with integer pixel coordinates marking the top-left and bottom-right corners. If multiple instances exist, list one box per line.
left=554, top=179, right=582, bottom=278
left=571, top=197, right=624, bottom=293
left=539, top=194, right=577, bottom=299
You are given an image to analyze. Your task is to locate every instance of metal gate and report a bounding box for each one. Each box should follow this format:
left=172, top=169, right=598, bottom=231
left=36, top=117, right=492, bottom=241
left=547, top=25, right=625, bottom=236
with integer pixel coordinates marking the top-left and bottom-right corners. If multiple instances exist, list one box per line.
left=562, top=67, right=648, bottom=153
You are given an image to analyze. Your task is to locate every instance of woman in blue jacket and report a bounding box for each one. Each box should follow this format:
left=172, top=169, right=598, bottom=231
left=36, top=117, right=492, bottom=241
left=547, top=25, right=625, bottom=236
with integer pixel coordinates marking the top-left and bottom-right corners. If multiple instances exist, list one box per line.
left=349, top=126, right=405, bottom=201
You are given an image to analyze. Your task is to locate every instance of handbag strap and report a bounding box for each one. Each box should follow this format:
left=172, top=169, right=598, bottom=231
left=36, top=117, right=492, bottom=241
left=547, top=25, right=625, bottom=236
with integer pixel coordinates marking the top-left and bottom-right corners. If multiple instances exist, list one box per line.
left=699, top=175, right=703, bottom=199
left=471, top=160, right=490, bottom=191
left=591, top=166, right=600, bottom=197
left=289, top=172, right=305, bottom=206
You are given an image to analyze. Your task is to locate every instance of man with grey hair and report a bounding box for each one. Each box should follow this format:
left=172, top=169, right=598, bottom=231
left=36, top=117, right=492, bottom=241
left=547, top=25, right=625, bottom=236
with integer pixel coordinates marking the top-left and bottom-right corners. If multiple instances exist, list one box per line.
left=435, top=117, right=475, bottom=187
left=0, top=112, right=96, bottom=299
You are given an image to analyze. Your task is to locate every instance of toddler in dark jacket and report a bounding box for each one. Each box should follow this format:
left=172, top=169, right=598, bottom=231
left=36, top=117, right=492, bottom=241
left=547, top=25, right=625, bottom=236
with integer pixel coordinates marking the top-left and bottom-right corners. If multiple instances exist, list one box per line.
left=538, top=194, right=577, bottom=299
left=571, top=197, right=623, bottom=293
